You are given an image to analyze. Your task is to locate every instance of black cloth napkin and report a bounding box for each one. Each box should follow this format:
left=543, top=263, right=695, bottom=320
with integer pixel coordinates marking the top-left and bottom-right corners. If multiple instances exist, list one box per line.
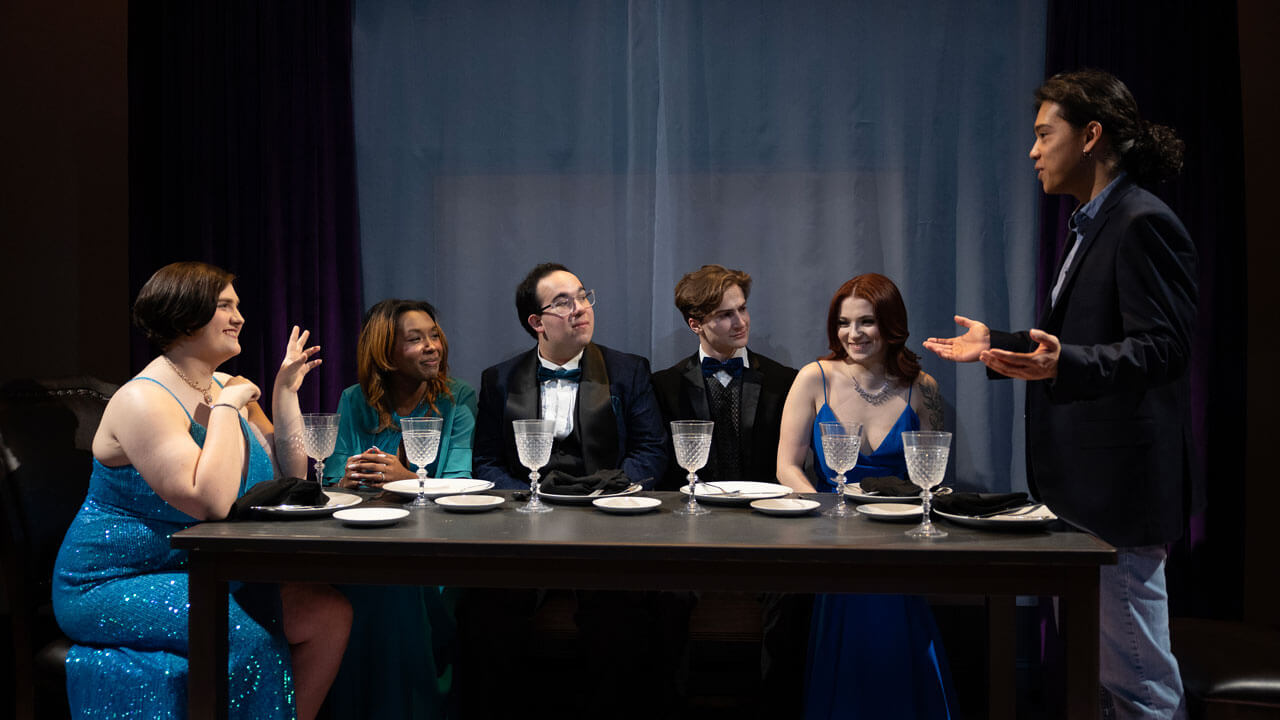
left=227, top=477, right=327, bottom=520
left=931, top=492, right=1029, bottom=517
left=858, top=475, right=920, bottom=497
left=539, top=468, right=632, bottom=496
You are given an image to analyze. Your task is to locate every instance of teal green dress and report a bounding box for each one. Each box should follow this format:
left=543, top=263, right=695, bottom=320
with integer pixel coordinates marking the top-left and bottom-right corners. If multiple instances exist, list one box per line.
left=325, top=378, right=477, bottom=720
left=52, top=377, right=293, bottom=719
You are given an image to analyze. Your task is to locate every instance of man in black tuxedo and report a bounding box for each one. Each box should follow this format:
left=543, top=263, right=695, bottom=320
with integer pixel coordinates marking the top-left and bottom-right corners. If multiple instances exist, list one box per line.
left=926, top=71, right=1196, bottom=719
left=460, top=262, right=671, bottom=719
left=652, top=265, right=808, bottom=714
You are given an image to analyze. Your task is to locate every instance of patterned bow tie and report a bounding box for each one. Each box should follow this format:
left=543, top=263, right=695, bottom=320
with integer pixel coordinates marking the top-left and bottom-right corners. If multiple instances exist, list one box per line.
left=537, top=366, right=582, bottom=383
left=701, top=356, right=744, bottom=378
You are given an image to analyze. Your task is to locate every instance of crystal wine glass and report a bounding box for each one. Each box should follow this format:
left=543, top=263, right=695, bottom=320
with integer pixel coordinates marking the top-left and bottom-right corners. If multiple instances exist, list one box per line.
left=819, top=420, right=863, bottom=518
left=300, top=413, right=340, bottom=486
left=671, top=420, right=714, bottom=516
left=903, top=430, right=951, bottom=538
left=401, top=418, right=443, bottom=509
left=514, top=418, right=555, bottom=514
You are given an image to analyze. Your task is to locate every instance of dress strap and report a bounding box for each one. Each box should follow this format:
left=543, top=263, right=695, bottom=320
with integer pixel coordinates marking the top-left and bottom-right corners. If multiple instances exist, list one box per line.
left=132, top=376, right=195, bottom=424
left=907, top=379, right=913, bottom=403
left=213, top=376, right=226, bottom=389
left=817, top=362, right=830, bottom=405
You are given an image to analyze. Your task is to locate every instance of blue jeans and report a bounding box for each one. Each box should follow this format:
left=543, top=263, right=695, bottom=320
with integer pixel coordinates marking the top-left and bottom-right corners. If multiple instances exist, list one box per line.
left=1098, top=546, right=1186, bottom=720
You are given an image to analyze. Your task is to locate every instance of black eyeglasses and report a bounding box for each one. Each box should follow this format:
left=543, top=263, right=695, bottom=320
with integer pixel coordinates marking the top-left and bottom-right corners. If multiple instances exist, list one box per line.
left=538, top=289, right=597, bottom=317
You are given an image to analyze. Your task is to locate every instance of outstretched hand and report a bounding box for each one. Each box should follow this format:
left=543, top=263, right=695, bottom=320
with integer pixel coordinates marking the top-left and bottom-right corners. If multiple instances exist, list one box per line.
left=979, top=328, right=1061, bottom=380
left=276, top=326, right=322, bottom=392
left=923, top=315, right=991, bottom=363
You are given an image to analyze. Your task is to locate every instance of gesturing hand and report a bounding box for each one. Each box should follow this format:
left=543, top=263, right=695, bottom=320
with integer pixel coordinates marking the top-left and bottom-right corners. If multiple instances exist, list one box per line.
left=277, top=326, right=322, bottom=392
left=923, top=315, right=991, bottom=363
left=979, top=328, right=1061, bottom=380
left=218, top=376, right=261, bottom=410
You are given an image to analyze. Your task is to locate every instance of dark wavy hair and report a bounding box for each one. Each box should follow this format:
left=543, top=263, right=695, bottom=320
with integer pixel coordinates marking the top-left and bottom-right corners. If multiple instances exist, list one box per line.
left=133, top=261, right=237, bottom=351
left=673, top=264, right=752, bottom=323
left=357, top=299, right=453, bottom=433
left=515, top=262, right=571, bottom=338
left=1035, top=69, right=1184, bottom=186
left=822, top=273, right=921, bottom=383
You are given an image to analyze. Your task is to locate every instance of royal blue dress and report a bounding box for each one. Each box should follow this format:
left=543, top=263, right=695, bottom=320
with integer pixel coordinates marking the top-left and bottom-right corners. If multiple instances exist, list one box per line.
left=52, top=377, right=293, bottom=719
left=804, top=364, right=957, bottom=719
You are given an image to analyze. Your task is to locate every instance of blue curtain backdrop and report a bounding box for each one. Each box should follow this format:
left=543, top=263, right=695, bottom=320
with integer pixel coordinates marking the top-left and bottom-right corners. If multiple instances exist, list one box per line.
left=351, top=0, right=1047, bottom=492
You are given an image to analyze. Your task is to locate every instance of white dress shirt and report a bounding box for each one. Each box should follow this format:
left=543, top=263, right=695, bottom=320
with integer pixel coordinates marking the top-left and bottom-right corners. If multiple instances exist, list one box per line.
left=538, top=350, right=583, bottom=440
left=698, top=346, right=749, bottom=387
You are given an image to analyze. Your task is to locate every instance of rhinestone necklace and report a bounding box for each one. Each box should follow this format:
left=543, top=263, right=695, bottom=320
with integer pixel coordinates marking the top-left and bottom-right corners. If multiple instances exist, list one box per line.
left=849, top=372, right=893, bottom=406
left=163, top=355, right=213, bottom=404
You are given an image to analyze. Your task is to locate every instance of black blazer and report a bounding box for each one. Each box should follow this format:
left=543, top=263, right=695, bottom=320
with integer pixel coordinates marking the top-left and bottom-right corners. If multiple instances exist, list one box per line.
left=990, top=180, right=1198, bottom=547
left=472, top=343, right=668, bottom=490
left=651, top=350, right=798, bottom=490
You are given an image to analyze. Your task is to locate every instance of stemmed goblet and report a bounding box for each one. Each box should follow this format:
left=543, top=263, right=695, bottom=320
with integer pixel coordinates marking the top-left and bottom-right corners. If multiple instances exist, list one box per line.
left=514, top=419, right=555, bottom=514
left=401, top=416, right=443, bottom=508
left=819, top=420, right=862, bottom=518
left=300, top=413, right=340, bottom=486
left=903, top=430, right=951, bottom=538
left=671, top=420, right=714, bottom=517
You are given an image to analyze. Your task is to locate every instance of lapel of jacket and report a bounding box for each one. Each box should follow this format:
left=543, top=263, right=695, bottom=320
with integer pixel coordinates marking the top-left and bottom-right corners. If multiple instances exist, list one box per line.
left=576, top=343, right=620, bottom=473
left=740, top=350, right=763, bottom=469
left=503, top=350, right=541, bottom=467
left=680, top=354, right=712, bottom=421
left=1039, top=180, right=1135, bottom=328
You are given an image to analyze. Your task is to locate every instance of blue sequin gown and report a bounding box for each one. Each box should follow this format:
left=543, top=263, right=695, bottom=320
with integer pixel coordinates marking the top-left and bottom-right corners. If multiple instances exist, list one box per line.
left=52, top=378, right=294, bottom=719
left=804, top=364, right=957, bottom=719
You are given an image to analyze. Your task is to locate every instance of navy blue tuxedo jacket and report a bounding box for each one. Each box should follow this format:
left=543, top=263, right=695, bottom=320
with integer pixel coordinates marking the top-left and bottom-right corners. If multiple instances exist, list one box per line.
left=472, top=343, right=668, bottom=490
left=990, top=180, right=1199, bottom=547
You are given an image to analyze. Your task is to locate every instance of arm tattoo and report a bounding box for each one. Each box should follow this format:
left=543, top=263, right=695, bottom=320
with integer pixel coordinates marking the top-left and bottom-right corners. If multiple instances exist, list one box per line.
left=921, top=378, right=945, bottom=430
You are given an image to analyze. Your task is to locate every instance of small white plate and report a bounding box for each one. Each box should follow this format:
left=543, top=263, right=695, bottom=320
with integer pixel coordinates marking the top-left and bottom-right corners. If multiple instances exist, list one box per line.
left=750, top=498, right=821, bottom=516
left=844, top=483, right=952, bottom=504
left=381, top=478, right=494, bottom=498
left=855, top=502, right=924, bottom=521
left=593, top=496, right=661, bottom=514
left=434, top=494, right=505, bottom=513
left=679, top=481, right=790, bottom=505
left=332, top=507, right=409, bottom=527
left=252, top=491, right=362, bottom=517
left=540, top=483, right=643, bottom=505
left=935, top=506, right=1058, bottom=530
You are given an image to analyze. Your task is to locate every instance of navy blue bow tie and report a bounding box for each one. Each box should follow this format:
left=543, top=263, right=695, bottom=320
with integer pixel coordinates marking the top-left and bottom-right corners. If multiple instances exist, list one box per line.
left=537, top=366, right=582, bottom=383
left=701, top=356, right=744, bottom=378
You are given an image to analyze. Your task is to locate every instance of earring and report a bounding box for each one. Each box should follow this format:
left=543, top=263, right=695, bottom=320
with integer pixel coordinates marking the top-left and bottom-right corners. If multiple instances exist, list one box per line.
left=1082, top=149, right=1092, bottom=160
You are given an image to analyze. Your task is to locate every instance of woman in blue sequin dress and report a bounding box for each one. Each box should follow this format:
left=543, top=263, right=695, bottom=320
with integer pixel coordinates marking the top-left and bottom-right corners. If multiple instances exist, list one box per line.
left=52, top=261, right=352, bottom=719
left=776, top=273, right=958, bottom=719
left=324, top=299, right=477, bottom=719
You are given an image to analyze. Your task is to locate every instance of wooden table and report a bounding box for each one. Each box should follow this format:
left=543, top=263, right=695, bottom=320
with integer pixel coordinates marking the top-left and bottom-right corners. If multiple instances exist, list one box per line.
left=172, top=491, right=1114, bottom=719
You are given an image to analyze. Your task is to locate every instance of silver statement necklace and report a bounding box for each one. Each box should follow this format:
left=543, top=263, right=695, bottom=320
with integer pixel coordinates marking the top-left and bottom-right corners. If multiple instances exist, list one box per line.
left=164, top=355, right=213, bottom=404
left=850, top=372, right=893, bottom=406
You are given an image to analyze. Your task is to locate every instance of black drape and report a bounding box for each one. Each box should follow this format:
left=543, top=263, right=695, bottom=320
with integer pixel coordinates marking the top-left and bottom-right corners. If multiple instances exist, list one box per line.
left=1042, top=1, right=1246, bottom=619
left=128, top=0, right=363, bottom=413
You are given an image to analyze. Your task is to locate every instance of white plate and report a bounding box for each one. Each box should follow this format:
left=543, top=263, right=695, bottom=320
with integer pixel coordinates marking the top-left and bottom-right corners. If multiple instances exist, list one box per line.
left=593, top=496, right=661, bottom=514
left=935, top=506, right=1058, bottom=530
left=679, top=481, right=791, bottom=505
left=435, top=494, right=505, bottom=513
left=332, top=507, right=410, bottom=527
left=252, top=491, right=361, bottom=517
left=381, top=478, right=494, bottom=498
left=855, top=502, right=924, bottom=521
left=539, top=483, right=643, bottom=505
left=750, top=498, right=821, bottom=516
left=843, top=483, right=953, bottom=504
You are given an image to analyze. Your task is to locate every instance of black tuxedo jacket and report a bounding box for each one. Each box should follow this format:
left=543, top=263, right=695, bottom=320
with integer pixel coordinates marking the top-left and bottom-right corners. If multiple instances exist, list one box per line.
left=472, top=343, right=668, bottom=490
left=990, top=180, right=1199, bottom=547
left=651, top=350, right=798, bottom=490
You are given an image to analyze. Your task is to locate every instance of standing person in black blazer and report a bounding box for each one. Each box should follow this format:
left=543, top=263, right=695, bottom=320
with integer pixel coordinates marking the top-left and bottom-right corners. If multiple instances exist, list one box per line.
left=652, top=265, right=808, bottom=714
left=925, top=70, right=1197, bottom=720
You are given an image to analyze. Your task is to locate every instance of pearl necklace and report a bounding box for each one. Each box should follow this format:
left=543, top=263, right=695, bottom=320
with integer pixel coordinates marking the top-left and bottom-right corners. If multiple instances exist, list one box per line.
left=163, top=355, right=213, bottom=405
left=849, top=372, right=893, bottom=406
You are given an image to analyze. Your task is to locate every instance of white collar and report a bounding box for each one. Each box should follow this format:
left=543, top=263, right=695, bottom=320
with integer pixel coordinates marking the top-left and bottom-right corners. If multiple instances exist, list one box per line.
left=538, top=348, right=584, bottom=371
left=697, top=346, right=749, bottom=368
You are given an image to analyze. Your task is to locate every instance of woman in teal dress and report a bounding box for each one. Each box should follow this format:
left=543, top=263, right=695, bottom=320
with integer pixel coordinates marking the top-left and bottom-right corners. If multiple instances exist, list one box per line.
left=52, top=261, right=351, bottom=719
left=325, top=299, right=477, bottom=720
left=777, top=273, right=957, bottom=719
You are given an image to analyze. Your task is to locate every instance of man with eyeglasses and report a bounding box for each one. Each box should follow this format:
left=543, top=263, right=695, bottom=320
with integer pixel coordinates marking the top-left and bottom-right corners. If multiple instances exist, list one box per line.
left=463, top=262, right=671, bottom=719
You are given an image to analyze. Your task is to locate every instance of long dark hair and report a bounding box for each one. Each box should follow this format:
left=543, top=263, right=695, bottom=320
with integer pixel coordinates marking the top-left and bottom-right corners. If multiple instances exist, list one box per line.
left=1035, top=69, right=1184, bottom=186
left=822, top=273, right=921, bottom=383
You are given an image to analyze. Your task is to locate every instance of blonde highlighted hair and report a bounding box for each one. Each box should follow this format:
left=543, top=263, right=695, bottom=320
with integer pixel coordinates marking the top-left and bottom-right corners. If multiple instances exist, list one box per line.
left=357, top=299, right=453, bottom=433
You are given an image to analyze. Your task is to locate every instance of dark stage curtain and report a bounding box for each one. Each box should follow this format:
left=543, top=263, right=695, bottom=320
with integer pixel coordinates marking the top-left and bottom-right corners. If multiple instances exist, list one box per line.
left=128, top=0, right=363, bottom=414
left=1041, top=1, right=1246, bottom=619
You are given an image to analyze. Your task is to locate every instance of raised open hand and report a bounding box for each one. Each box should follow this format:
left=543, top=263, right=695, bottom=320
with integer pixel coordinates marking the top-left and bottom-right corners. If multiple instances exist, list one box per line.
left=923, top=315, right=991, bottom=363
left=979, top=328, right=1061, bottom=380
left=276, top=326, right=322, bottom=392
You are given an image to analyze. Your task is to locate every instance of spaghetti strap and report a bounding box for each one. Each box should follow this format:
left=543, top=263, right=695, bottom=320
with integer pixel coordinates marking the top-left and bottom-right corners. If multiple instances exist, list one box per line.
left=817, top=362, right=830, bottom=405
left=907, top=380, right=913, bottom=404
left=132, top=377, right=195, bottom=424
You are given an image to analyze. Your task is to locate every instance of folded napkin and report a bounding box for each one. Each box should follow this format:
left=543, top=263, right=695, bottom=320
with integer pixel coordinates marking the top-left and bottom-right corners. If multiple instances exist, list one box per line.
left=539, top=468, right=632, bottom=496
left=227, top=477, right=327, bottom=520
left=858, top=475, right=920, bottom=497
left=931, top=492, right=1028, bottom=517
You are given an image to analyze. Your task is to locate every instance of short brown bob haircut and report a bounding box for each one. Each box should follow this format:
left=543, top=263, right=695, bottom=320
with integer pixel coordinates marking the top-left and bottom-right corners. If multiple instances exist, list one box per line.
left=133, top=261, right=237, bottom=351
left=673, top=265, right=752, bottom=323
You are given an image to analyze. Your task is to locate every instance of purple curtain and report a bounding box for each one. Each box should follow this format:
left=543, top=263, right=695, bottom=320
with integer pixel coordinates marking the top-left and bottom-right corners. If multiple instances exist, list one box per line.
left=1041, top=1, right=1246, bottom=619
left=128, top=0, right=363, bottom=414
